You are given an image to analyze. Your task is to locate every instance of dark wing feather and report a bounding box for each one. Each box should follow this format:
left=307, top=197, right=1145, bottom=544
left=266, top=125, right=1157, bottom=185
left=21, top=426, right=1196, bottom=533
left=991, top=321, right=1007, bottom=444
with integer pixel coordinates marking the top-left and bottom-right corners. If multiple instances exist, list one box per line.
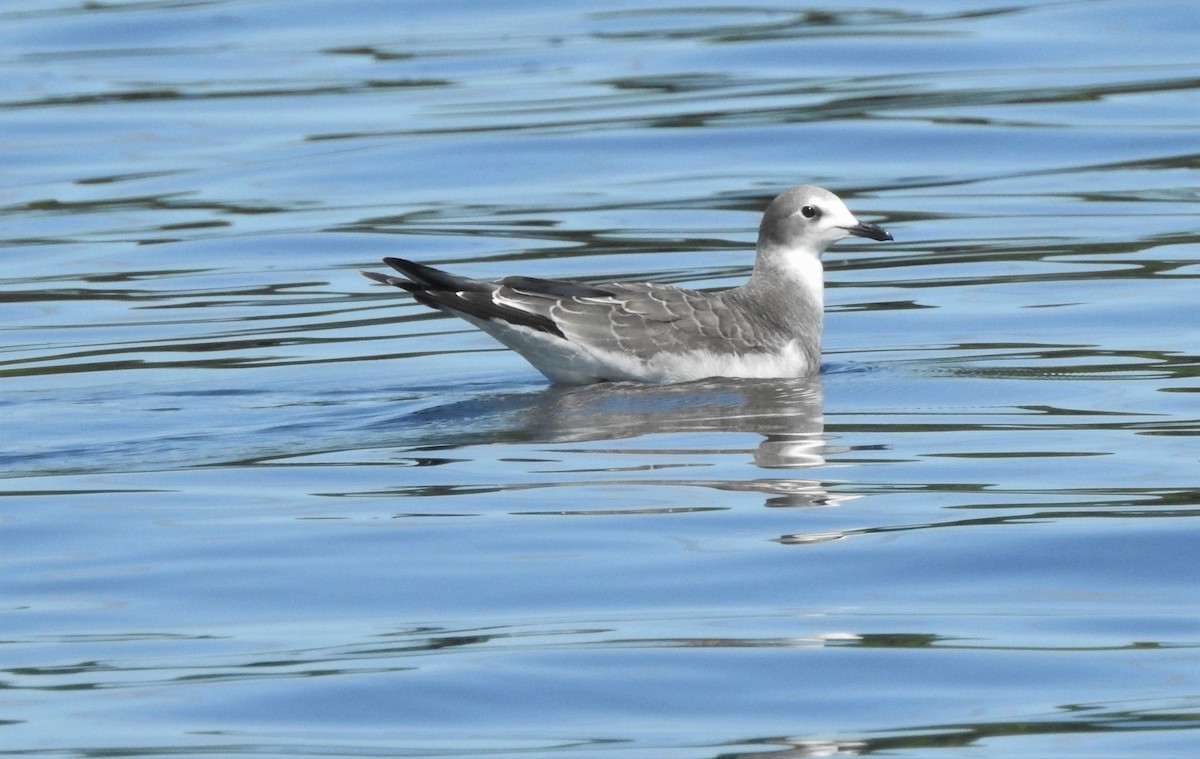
left=382, top=257, right=493, bottom=292
left=364, top=258, right=562, bottom=336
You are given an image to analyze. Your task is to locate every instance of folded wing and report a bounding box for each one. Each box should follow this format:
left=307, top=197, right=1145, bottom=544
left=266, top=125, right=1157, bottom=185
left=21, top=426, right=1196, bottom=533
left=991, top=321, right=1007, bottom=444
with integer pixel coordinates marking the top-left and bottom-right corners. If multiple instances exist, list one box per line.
left=363, top=257, right=774, bottom=360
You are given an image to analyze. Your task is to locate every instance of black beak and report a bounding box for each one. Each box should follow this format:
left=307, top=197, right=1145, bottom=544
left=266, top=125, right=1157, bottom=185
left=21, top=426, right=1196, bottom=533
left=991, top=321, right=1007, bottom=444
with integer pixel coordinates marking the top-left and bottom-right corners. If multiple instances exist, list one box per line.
left=844, top=221, right=893, bottom=242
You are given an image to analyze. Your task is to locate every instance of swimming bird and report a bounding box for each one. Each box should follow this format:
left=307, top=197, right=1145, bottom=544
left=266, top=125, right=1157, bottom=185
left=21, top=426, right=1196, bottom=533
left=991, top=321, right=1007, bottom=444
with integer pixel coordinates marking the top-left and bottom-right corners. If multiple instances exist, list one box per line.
left=362, top=185, right=892, bottom=384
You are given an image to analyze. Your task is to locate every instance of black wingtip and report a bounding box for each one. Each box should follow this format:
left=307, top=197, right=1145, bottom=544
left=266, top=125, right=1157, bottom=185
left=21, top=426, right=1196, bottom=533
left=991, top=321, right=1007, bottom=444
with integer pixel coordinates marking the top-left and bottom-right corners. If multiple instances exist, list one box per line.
left=360, top=269, right=420, bottom=291
left=379, top=257, right=493, bottom=292
left=382, top=256, right=413, bottom=273
left=361, top=269, right=395, bottom=285
left=364, top=258, right=564, bottom=338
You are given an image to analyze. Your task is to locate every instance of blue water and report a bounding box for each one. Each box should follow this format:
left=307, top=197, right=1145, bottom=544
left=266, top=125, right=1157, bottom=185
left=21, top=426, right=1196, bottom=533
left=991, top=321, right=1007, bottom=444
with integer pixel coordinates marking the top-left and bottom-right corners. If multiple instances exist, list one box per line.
left=3, top=0, right=1200, bottom=756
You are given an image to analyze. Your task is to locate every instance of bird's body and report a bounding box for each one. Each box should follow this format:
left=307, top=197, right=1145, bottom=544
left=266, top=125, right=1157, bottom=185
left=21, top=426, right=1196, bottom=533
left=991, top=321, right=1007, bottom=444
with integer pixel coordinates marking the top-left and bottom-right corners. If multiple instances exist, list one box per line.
left=362, top=185, right=891, bottom=384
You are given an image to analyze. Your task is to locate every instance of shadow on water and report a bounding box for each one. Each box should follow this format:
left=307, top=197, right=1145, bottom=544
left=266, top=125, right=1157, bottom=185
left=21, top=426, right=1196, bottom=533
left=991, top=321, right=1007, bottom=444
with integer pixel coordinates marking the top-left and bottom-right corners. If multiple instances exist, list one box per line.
left=354, top=376, right=850, bottom=514
left=0, top=372, right=831, bottom=488
left=386, top=376, right=828, bottom=469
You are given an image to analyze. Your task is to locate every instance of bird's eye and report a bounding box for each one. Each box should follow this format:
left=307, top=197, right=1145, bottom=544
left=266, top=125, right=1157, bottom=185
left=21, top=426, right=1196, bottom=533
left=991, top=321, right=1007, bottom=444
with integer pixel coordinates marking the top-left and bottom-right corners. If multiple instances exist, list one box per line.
left=800, top=205, right=819, bottom=219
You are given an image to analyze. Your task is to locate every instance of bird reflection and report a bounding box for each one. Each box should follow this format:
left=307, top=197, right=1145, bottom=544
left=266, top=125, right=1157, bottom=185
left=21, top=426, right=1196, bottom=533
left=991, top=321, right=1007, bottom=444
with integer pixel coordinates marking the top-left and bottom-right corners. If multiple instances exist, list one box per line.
left=532, top=376, right=826, bottom=468
left=394, top=375, right=861, bottom=514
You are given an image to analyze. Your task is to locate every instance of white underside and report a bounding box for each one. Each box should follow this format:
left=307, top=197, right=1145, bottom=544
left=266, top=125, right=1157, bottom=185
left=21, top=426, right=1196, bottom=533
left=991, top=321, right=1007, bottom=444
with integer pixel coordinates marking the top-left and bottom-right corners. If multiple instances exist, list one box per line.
left=465, top=316, right=814, bottom=384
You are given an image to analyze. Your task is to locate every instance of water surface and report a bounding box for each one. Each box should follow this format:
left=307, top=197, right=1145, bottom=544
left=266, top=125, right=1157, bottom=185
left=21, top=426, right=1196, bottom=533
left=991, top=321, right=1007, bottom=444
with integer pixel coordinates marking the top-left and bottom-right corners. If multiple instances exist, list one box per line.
left=2, top=0, right=1199, bottom=756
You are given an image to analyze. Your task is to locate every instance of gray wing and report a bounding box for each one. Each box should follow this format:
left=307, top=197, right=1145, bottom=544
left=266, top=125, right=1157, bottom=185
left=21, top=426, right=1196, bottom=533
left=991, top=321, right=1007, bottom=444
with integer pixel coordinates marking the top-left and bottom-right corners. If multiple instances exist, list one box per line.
left=363, top=257, right=779, bottom=357
left=496, top=281, right=780, bottom=359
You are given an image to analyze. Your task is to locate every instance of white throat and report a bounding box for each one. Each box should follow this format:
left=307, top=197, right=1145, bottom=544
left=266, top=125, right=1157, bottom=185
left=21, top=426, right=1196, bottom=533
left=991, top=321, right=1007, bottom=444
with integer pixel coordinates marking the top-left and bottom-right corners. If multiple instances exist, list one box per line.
left=775, top=246, right=825, bottom=312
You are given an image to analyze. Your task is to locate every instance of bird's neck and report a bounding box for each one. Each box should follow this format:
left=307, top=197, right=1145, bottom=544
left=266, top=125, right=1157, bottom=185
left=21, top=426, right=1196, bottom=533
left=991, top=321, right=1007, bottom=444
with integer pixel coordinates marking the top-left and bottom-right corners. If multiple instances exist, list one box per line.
left=747, top=245, right=825, bottom=313
left=731, top=244, right=826, bottom=353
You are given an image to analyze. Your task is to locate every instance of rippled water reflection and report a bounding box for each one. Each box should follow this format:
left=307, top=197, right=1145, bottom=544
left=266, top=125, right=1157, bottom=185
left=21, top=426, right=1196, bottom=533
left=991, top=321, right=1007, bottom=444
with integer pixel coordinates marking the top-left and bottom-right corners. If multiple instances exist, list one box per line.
left=3, top=0, right=1199, bottom=756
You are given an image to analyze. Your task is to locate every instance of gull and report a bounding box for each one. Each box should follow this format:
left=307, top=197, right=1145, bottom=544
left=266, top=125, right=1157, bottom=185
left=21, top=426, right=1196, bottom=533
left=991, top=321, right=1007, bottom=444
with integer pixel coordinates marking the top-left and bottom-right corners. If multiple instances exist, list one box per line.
left=362, top=185, right=892, bottom=384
